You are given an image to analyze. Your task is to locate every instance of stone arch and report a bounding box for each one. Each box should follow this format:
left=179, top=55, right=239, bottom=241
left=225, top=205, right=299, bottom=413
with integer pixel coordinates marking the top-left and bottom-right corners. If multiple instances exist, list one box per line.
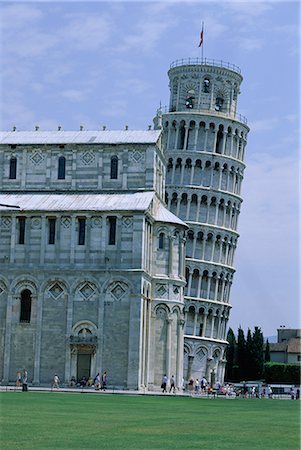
left=11, top=276, right=38, bottom=296
left=72, top=320, right=98, bottom=336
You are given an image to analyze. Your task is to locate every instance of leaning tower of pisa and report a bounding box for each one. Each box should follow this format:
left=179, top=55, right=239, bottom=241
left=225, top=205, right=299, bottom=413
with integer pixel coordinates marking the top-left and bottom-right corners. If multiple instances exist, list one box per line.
left=155, top=58, right=249, bottom=385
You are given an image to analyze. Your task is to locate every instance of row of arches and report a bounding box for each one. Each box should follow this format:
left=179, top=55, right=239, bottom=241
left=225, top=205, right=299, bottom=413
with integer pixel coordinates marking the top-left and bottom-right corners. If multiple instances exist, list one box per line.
left=184, top=267, right=233, bottom=303
left=166, top=191, right=240, bottom=231
left=166, top=157, right=244, bottom=195
left=163, top=120, right=246, bottom=160
left=186, top=229, right=237, bottom=266
left=185, top=304, right=230, bottom=341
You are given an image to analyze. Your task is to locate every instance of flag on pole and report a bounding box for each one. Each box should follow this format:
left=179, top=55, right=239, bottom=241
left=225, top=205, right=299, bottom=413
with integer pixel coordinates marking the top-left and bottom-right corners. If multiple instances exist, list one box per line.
left=198, top=26, right=204, bottom=47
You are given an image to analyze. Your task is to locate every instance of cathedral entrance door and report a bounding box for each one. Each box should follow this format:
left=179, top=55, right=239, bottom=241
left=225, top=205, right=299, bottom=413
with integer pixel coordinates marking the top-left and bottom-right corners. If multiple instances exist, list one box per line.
left=77, top=353, right=91, bottom=381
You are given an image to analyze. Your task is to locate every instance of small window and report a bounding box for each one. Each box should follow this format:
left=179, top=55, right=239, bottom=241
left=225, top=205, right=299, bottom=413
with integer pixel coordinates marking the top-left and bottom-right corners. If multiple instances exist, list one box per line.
left=58, top=156, right=66, bottom=179
left=203, top=78, right=210, bottom=93
left=78, top=218, right=86, bottom=245
left=215, top=97, right=224, bottom=111
left=48, top=218, right=56, bottom=245
left=9, top=157, right=17, bottom=179
left=18, top=217, right=25, bottom=244
left=108, top=216, right=117, bottom=245
left=110, top=156, right=118, bottom=179
left=199, top=324, right=203, bottom=336
left=158, top=232, right=165, bottom=249
left=20, top=289, right=32, bottom=323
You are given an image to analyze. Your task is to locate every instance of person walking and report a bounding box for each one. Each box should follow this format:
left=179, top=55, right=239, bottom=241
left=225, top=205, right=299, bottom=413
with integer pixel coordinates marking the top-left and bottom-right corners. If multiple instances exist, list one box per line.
left=22, top=369, right=28, bottom=392
left=195, top=378, right=200, bottom=395
left=169, top=375, right=176, bottom=393
left=101, top=371, right=107, bottom=390
left=52, top=374, right=60, bottom=389
left=94, top=372, right=101, bottom=390
left=16, top=370, right=21, bottom=387
left=161, top=374, right=167, bottom=393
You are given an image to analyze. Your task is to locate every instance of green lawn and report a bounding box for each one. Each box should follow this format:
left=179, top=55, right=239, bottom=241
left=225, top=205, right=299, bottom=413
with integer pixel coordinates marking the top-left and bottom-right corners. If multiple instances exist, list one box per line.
left=0, top=392, right=300, bottom=449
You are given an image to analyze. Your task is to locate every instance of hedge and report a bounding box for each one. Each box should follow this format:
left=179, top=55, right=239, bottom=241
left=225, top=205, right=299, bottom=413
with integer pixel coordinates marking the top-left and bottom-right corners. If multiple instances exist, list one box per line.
left=264, top=362, right=301, bottom=384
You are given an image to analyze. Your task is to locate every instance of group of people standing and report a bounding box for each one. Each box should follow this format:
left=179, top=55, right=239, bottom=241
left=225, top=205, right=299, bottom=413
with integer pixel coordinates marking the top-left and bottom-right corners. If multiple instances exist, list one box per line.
left=161, top=375, right=209, bottom=394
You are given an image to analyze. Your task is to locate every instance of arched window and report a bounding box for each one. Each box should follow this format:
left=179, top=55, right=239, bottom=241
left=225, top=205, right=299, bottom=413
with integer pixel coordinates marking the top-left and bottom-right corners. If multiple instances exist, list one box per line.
left=158, top=232, right=165, bottom=249
left=110, top=156, right=118, bottom=179
left=58, top=156, right=66, bottom=179
left=20, top=289, right=32, bottom=323
left=9, top=157, right=17, bottom=179
left=203, top=78, right=210, bottom=93
left=215, top=97, right=224, bottom=111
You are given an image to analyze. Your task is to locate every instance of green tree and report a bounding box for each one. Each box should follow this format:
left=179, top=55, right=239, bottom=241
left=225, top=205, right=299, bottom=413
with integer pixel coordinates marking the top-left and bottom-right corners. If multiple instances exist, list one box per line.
left=237, top=327, right=246, bottom=380
left=225, top=328, right=236, bottom=381
left=251, top=326, right=264, bottom=379
left=264, top=339, right=270, bottom=362
left=245, top=328, right=253, bottom=379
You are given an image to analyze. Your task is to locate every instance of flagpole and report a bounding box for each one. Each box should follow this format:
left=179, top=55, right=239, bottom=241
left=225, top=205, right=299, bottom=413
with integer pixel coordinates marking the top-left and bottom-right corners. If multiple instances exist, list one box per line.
left=202, top=21, right=204, bottom=61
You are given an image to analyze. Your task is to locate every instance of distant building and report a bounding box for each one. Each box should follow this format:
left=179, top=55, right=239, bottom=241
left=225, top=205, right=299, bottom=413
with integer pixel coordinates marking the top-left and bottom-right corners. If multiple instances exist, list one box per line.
left=267, top=329, right=301, bottom=364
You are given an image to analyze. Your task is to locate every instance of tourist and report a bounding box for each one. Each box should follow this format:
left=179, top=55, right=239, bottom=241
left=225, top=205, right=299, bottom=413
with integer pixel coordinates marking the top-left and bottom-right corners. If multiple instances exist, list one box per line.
left=79, top=376, right=87, bottom=388
left=69, top=375, right=76, bottom=387
left=52, top=373, right=60, bottom=389
left=296, top=388, right=300, bottom=400
left=94, top=372, right=101, bottom=390
left=290, top=387, right=295, bottom=400
left=22, top=369, right=28, bottom=392
left=267, top=386, right=273, bottom=399
left=101, top=371, right=107, bottom=390
left=87, top=376, right=94, bottom=387
left=195, top=378, right=200, bottom=395
left=201, top=376, right=207, bottom=392
left=161, top=374, right=167, bottom=393
left=169, top=375, right=176, bottom=393
left=16, top=370, right=21, bottom=387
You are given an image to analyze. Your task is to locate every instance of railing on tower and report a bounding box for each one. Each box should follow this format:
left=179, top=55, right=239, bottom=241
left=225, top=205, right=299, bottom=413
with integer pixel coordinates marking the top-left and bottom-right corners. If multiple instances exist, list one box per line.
left=158, top=105, right=248, bottom=125
left=169, top=58, right=241, bottom=74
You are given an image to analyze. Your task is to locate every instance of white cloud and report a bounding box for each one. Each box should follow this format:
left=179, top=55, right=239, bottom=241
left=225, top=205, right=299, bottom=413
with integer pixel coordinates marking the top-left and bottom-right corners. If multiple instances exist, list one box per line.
left=0, top=3, right=43, bottom=30
left=222, top=1, right=272, bottom=19
left=238, top=37, right=263, bottom=50
left=60, top=89, right=89, bottom=102
left=61, top=14, right=112, bottom=51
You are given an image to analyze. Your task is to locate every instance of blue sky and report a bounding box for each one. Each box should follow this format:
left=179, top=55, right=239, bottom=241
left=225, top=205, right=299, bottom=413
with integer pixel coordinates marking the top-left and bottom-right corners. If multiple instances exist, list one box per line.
left=0, top=0, right=299, bottom=336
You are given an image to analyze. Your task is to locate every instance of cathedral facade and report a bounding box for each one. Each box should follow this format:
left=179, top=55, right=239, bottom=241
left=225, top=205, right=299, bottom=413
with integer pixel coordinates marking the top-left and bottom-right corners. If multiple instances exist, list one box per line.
left=0, top=58, right=248, bottom=389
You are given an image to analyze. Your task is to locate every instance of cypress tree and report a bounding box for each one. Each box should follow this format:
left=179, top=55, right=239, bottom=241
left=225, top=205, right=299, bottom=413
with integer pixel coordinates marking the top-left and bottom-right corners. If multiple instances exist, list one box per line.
left=237, top=327, right=246, bottom=380
left=225, top=328, right=236, bottom=381
left=245, top=328, right=253, bottom=379
left=265, top=339, right=271, bottom=362
left=252, top=326, right=264, bottom=379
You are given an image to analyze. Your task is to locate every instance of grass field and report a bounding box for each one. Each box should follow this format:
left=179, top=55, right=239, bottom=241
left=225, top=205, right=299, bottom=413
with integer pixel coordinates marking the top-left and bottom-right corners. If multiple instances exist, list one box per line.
left=0, top=392, right=300, bottom=449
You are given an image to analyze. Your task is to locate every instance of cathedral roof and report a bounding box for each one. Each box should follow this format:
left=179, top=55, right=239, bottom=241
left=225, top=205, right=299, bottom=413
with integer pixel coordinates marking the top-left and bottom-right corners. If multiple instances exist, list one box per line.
left=0, top=130, right=161, bottom=145
left=0, top=192, right=186, bottom=227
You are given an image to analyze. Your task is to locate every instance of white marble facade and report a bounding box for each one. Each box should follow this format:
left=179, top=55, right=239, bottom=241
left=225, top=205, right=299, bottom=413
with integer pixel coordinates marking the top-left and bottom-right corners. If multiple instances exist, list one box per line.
left=0, top=59, right=248, bottom=389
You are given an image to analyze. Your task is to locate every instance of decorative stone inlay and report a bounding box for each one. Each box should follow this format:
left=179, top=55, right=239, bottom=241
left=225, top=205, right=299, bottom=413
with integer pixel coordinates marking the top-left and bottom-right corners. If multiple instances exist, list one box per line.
left=196, top=347, right=207, bottom=361
left=130, top=150, right=144, bottom=163
left=1, top=218, right=11, bottom=229
left=0, top=285, right=5, bottom=296
left=156, top=284, right=167, bottom=298
left=30, top=151, right=44, bottom=165
left=91, top=217, right=102, bottom=228
left=81, top=151, right=95, bottom=165
left=110, top=282, right=127, bottom=301
left=79, top=283, right=95, bottom=301
left=173, top=286, right=180, bottom=295
left=61, top=217, right=71, bottom=228
left=49, top=282, right=64, bottom=299
left=31, top=218, right=41, bottom=229
left=122, top=216, right=133, bottom=228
